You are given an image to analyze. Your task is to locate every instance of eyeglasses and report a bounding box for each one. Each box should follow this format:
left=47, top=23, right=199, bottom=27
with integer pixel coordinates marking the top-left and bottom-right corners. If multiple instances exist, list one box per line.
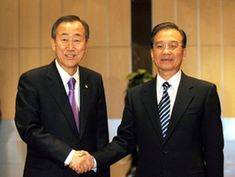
left=56, top=35, right=86, bottom=48
left=58, top=38, right=82, bottom=48
left=154, top=41, right=182, bottom=51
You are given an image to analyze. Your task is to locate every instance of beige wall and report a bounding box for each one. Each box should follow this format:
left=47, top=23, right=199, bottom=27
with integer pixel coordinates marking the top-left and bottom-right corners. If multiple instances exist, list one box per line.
left=0, top=0, right=235, bottom=176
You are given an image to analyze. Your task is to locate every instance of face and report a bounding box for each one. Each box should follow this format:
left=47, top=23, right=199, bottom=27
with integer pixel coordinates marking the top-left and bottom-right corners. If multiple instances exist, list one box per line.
left=151, top=29, right=186, bottom=79
left=51, top=21, right=88, bottom=75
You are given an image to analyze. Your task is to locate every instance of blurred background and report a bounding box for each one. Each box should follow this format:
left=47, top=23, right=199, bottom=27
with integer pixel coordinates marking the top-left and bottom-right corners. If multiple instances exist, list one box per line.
left=0, top=0, right=235, bottom=177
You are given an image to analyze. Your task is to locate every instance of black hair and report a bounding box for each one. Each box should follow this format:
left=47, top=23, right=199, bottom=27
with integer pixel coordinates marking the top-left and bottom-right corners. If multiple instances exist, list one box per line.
left=51, top=15, right=90, bottom=40
left=150, top=22, right=187, bottom=48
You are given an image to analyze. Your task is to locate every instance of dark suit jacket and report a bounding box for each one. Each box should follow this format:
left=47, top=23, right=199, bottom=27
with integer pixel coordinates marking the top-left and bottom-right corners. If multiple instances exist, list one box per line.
left=15, top=60, right=110, bottom=177
left=94, top=72, right=224, bottom=177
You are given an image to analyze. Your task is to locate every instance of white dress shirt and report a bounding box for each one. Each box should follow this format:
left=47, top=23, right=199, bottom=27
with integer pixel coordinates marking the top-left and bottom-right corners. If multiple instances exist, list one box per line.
left=156, top=70, right=182, bottom=117
left=55, top=60, right=80, bottom=165
left=55, top=60, right=80, bottom=108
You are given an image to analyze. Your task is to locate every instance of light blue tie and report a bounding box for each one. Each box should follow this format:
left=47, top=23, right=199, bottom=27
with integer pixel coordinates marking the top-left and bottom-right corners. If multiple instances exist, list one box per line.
left=158, top=82, right=171, bottom=138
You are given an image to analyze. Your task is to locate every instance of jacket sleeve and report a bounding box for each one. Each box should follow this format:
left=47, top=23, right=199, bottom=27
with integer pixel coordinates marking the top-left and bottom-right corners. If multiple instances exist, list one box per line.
left=202, top=84, right=224, bottom=177
left=14, top=73, right=72, bottom=165
left=95, top=76, right=109, bottom=150
left=94, top=76, right=110, bottom=177
left=93, top=88, right=136, bottom=172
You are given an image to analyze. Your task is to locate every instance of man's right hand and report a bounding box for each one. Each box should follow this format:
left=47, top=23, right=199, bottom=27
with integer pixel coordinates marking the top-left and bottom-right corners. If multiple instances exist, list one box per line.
left=69, top=150, right=94, bottom=174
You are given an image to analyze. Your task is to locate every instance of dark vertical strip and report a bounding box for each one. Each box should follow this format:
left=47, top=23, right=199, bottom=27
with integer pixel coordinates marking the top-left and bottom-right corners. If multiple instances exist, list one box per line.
left=131, top=0, right=152, bottom=72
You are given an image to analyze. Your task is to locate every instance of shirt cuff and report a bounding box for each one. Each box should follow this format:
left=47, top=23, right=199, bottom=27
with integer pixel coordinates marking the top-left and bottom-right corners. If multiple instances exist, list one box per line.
left=92, top=156, right=97, bottom=172
left=64, top=149, right=75, bottom=166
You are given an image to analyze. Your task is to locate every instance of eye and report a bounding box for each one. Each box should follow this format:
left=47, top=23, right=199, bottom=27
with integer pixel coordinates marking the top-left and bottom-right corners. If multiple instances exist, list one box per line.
left=73, top=39, right=81, bottom=43
left=61, top=38, right=68, bottom=42
left=155, top=43, right=164, bottom=49
left=168, top=42, right=178, bottom=50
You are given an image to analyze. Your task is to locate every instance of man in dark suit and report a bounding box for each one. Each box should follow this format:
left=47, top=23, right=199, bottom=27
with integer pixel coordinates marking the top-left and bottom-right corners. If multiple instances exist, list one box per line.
left=79, top=22, right=224, bottom=177
left=15, top=15, right=110, bottom=177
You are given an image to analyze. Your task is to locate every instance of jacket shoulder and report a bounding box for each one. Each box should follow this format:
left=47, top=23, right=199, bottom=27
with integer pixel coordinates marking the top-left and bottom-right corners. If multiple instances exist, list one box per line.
left=79, top=66, right=102, bottom=78
left=128, top=78, right=155, bottom=94
left=20, top=64, right=50, bottom=80
left=184, top=74, right=216, bottom=88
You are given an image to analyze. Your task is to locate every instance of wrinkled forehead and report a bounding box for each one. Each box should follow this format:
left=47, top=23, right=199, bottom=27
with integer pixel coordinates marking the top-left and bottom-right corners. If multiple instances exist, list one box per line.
left=154, top=29, right=183, bottom=42
left=56, top=21, right=85, bottom=36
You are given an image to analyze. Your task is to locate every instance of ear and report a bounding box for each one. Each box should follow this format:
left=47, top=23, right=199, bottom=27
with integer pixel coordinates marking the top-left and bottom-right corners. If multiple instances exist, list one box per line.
left=183, top=48, right=187, bottom=60
left=84, top=40, right=89, bottom=54
left=150, top=49, right=154, bottom=61
left=51, top=38, right=56, bottom=51
left=85, top=39, right=89, bottom=48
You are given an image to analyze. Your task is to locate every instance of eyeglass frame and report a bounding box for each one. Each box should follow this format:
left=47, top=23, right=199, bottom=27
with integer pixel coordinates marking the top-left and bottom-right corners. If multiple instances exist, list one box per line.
left=55, top=34, right=86, bottom=48
left=153, top=40, right=183, bottom=51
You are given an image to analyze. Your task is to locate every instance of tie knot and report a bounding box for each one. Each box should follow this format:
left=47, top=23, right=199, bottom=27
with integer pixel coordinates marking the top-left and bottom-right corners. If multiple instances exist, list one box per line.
left=162, top=82, right=170, bottom=91
left=68, top=77, right=76, bottom=90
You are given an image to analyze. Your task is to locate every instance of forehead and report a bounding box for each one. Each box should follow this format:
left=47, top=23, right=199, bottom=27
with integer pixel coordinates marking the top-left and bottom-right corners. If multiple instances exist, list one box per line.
left=56, top=21, right=85, bottom=36
left=154, top=29, right=182, bottom=42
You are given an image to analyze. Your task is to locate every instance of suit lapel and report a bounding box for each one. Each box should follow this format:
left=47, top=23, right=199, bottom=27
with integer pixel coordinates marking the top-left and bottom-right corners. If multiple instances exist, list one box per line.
left=46, top=61, right=79, bottom=135
left=78, top=67, right=90, bottom=139
left=141, top=79, right=164, bottom=142
left=163, top=73, right=195, bottom=143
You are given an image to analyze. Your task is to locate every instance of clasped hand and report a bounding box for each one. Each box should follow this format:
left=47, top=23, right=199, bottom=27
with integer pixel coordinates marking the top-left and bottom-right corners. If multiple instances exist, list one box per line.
left=69, top=150, right=94, bottom=174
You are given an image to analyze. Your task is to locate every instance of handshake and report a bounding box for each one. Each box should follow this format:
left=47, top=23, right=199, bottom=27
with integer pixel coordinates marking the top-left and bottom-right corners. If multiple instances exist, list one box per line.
left=68, top=150, right=95, bottom=174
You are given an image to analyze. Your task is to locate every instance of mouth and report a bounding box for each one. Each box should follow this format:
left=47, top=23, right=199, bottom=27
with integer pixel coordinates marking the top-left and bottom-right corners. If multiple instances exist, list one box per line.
left=161, top=58, right=173, bottom=61
left=65, top=53, right=76, bottom=59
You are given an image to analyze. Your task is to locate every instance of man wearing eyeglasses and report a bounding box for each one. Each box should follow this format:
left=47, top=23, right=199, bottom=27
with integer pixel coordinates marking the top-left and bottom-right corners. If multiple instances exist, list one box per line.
left=78, top=22, right=224, bottom=177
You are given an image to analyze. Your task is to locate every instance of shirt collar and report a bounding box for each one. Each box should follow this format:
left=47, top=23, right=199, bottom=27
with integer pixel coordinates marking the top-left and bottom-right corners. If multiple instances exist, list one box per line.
left=157, top=70, right=182, bottom=91
left=55, top=59, right=79, bottom=84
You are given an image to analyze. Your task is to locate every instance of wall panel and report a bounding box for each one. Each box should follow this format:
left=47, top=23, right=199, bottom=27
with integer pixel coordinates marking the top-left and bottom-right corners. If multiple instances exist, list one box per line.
left=41, top=48, right=55, bottom=66
left=0, top=50, right=19, bottom=119
left=224, top=46, right=235, bottom=116
left=181, top=46, right=198, bottom=77
left=20, top=0, right=40, bottom=48
left=0, top=0, right=19, bottom=48
left=223, top=0, right=235, bottom=116
left=62, top=0, right=86, bottom=18
left=41, top=0, right=62, bottom=48
left=200, top=0, right=221, bottom=45
left=19, top=49, right=41, bottom=74
left=86, top=0, right=108, bottom=47
left=108, top=0, right=131, bottom=47
left=152, top=0, right=175, bottom=23
left=108, top=47, right=130, bottom=118
left=177, top=0, right=197, bottom=45
left=223, top=0, right=235, bottom=46
left=201, top=46, right=222, bottom=97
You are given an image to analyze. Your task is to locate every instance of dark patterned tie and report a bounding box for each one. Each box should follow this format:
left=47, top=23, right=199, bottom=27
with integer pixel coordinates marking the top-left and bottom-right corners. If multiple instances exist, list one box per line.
left=158, top=82, right=171, bottom=138
left=68, top=77, right=79, bottom=130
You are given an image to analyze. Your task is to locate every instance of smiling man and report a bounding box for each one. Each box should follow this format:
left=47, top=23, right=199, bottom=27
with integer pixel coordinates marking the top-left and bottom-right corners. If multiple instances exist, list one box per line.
left=15, top=15, right=110, bottom=177
left=78, top=22, right=224, bottom=177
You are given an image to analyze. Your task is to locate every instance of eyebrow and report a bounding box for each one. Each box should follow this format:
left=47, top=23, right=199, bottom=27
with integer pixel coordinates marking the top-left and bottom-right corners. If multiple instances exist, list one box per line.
left=60, top=33, right=83, bottom=37
left=155, top=40, right=179, bottom=43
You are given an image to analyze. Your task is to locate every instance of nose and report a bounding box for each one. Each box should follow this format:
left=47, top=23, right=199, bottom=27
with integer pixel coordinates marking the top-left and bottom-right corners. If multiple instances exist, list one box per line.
left=67, top=40, right=74, bottom=50
left=162, top=47, right=171, bottom=54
